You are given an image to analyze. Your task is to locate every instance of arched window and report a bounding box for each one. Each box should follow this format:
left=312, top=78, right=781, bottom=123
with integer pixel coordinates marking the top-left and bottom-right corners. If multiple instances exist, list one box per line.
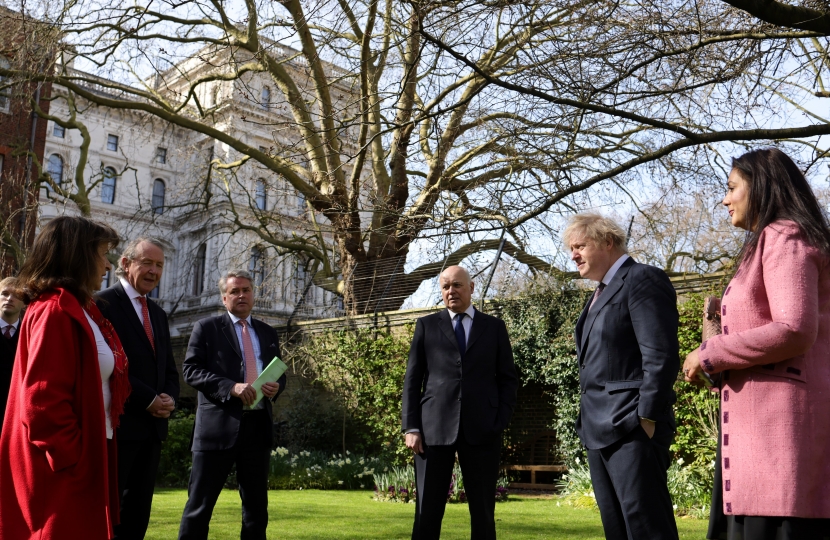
left=0, top=56, right=9, bottom=111
left=249, top=246, right=265, bottom=291
left=152, top=179, right=165, bottom=215
left=255, top=178, right=267, bottom=210
left=260, top=86, right=271, bottom=110
left=101, top=167, right=117, bottom=204
left=192, top=243, right=206, bottom=295
left=293, top=258, right=308, bottom=302
left=47, top=154, right=64, bottom=188
left=296, top=190, right=306, bottom=215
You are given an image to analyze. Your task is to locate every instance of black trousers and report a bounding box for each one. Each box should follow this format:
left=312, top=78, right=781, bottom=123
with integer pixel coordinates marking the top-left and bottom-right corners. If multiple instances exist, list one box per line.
left=113, top=437, right=162, bottom=540
left=587, top=422, right=679, bottom=540
left=178, top=410, right=271, bottom=540
left=412, top=423, right=501, bottom=540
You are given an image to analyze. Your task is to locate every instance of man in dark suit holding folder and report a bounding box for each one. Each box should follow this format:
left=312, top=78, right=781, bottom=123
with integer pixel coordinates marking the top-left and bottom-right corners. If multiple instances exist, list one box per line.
left=567, top=213, right=679, bottom=540
left=179, top=270, right=286, bottom=540
left=402, top=265, right=518, bottom=540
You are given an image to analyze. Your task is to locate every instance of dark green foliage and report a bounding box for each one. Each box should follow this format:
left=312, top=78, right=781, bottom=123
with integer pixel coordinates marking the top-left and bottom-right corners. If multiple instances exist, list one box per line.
left=279, top=386, right=353, bottom=454
left=156, top=412, right=195, bottom=487
left=672, top=293, right=720, bottom=471
left=294, top=327, right=414, bottom=464
left=493, top=281, right=591, bottom=465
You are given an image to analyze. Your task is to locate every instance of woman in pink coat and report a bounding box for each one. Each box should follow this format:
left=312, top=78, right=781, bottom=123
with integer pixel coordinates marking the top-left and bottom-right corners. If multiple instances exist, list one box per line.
left=683, top=148, right=830, bottom=539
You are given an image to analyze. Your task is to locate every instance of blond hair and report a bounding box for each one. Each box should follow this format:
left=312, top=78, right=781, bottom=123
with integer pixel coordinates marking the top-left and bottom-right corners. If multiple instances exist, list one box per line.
left=563, top=213, right=628, bottom=253
left=0, top=277, right=20, bottom=292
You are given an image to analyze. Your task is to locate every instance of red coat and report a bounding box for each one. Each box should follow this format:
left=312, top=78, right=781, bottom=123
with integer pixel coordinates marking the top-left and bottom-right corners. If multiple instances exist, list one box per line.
left=0, top=288, right=116, bottom=539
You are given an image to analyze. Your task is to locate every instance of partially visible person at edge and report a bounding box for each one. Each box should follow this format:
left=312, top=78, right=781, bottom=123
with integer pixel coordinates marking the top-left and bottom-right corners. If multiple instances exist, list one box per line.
left=683, top=148, right=830, bottom=540
left=0, top=276, right=25, bottom=436
left=97, top=237, right=179, bottom=540
left=0, top=216, right=130, bottom=540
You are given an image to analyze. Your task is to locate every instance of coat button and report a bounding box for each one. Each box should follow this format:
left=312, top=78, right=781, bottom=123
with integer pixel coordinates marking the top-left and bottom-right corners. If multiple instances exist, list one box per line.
left=457, top=397, right=462, bottom=401
left=456, top=360, right=461, bottom=365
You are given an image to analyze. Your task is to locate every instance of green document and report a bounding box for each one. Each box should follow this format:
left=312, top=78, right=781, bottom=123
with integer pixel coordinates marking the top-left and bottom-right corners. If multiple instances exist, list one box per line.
left=248, top=356, right=289, bottom=408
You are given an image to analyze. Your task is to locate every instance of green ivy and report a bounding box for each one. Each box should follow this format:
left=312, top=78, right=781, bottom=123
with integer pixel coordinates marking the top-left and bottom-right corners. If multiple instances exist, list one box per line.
left=294, top=327, right=414, bottom=465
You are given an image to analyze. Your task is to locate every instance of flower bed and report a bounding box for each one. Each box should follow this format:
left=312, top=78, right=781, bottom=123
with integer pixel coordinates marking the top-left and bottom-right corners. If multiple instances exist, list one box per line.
left=372, top=463, right=509, bottom=504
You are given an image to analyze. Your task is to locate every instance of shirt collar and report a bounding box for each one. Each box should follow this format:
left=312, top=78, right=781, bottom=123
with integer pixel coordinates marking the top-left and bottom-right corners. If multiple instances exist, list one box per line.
left=228, top=311, right=253, bottom=326
left=120, top=277, right=145, bottom=300
left=447, top=304, right=476, bottom=320
left=601, top=254, right=630, bottom=286
left=3, top=319, right=20, bottom=330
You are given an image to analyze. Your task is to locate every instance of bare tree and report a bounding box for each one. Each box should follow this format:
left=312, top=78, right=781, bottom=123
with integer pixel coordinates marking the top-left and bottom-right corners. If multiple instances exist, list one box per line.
left=3, top=0, right=830, bottom=310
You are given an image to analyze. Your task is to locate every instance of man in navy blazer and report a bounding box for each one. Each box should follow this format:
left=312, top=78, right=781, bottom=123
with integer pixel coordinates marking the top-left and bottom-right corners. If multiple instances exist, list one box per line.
left=96, top=238, right=180, bottom=540
left=402, top=266, right=518, bottom=540
left=567, top=214, right=679, bottom=540
left=179, top=270, right=286, bottom=540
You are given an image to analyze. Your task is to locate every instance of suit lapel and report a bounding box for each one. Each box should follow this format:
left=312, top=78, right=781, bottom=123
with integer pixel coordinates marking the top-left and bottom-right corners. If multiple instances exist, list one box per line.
left=465, top=309, right=486, bottom=352
left=578, top=257, right=635, bottom=357
left=252, top=318, right=277, bottom=364
left=438, top=310, right=458, bottom=353
left=221, top=314, right=243, bottom=360
left=113, top=282, right=156, bottom=356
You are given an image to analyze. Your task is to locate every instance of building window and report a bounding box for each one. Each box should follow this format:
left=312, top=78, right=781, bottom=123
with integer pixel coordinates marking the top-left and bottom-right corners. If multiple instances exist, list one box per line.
left=47, top=154, right=64, bottom=188
left=260, top=86, right=271, bottom=110
left=101, top=166, right=117, bottom=204
left=249, top=247, right=265, bottom=292
left=152, top=179, right=165, bottom=215
left=192, top=243, right=206, bottom=295
left=255, top=179, right=267, bottom=210
left=148, top=284, right=160, bottom=299
left=106, top=134, right=119, bottom=152
left=155, top=147, right=167, bottom=164
left=53, top=123, right=65, bottom=138
left=293, top=259, right=308, bottom=302
left=297, top=190, right=306, bottom=214
left=210, top=85, right=220, bottom=107
left=0, top=56, right=9, bottom=111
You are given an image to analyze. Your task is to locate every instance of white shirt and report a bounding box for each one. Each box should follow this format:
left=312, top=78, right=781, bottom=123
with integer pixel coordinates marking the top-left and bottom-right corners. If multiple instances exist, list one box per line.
left=84, top=311, right=115, bottom=439
left=1, top=319, right=20, bottom=338
left=600, top=254, right=630, bottom=286
left=447, top=304, right=475, bottom=342
left=119, top=278, right=153, bottom=338
left=227, top=312, right=265, bottom=409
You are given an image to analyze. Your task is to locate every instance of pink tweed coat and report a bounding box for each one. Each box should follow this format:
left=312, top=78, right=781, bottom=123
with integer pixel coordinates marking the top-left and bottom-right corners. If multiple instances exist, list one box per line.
left=696, top=220, right=830, bottom=518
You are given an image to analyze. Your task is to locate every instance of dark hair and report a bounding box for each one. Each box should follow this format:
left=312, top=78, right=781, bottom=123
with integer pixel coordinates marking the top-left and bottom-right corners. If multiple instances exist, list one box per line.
left=17, top=216, right=120, bottom=305
left=732, top=148, right=830, bottom=263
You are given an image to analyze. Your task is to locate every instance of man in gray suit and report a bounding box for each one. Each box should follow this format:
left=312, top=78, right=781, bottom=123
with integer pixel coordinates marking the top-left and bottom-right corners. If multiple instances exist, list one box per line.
left=567, top=213, right=679, bottom=540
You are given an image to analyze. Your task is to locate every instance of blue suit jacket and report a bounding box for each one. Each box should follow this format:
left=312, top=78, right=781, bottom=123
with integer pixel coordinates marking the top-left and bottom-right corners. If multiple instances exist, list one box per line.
left=574, top=257, right=679, bottom=450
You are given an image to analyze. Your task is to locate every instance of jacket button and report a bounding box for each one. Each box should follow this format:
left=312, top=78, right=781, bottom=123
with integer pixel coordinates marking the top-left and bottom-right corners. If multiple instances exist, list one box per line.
left=457, top=397, right=462, bottom=401
left=581, top=388, right=586, bottom=394
left=456, top=360, right=461, bottom=365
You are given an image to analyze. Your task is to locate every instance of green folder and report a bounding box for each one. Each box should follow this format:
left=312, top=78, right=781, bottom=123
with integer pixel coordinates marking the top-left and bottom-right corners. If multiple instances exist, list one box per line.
left=247, top=356, right=289, bottom=408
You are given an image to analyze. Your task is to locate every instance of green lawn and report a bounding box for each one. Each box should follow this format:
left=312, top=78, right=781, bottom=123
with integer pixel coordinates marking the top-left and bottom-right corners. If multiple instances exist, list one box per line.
left=147, top=489, right=707, bottom=539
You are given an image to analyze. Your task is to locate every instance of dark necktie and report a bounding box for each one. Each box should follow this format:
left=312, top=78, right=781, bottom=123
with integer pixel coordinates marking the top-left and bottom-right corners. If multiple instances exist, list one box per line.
left=454, top=312, right=467, bottom=353
left=590, top=282, right=606, bottom=310
left=3, top=325, right=12, bottom=339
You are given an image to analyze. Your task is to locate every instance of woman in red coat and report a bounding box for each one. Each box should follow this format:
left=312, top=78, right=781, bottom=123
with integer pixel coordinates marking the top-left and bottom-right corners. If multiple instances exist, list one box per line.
left=0, top=216, right=130, bottom=539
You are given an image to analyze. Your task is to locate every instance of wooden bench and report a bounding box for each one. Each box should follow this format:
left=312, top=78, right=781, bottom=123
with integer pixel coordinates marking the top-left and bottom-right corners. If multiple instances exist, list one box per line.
left=502, top=464, right=567, bottom=490
left=503, top=430, right=567, bottom=489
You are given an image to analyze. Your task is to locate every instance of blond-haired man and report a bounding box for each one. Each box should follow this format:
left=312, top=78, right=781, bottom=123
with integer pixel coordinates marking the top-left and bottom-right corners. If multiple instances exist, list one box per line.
left=566, top=213, right=679, bottom=540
